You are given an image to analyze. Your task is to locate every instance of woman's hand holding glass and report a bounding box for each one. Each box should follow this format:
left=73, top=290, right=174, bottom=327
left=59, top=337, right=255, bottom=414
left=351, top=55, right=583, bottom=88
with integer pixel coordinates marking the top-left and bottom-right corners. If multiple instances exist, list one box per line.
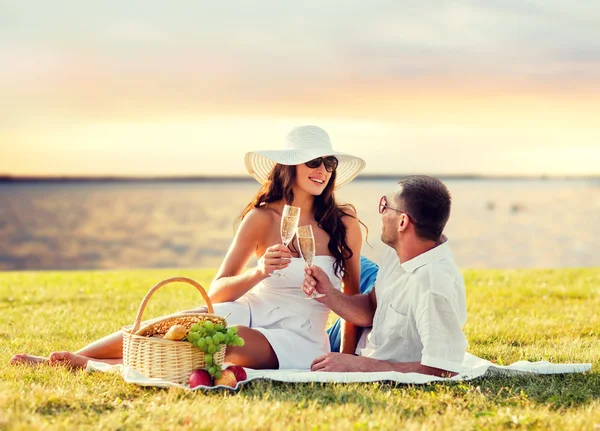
left=258, top=244, right=292, bottom=278
left=272, top=205, right=300, bottom=278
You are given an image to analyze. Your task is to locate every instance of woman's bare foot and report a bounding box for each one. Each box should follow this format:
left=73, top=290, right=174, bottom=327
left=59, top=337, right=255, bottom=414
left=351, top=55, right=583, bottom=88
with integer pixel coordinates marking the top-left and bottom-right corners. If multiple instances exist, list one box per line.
left=10, top=354, right=49, bottom=365
left=48, top=351, right=91, bottom=369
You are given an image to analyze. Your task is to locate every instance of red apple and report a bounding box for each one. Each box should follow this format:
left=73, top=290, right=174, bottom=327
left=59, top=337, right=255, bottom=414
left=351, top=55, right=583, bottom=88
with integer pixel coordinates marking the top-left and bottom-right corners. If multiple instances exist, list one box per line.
left=214, top=369, right=237, bottom=387
left=227, top=365, right=247, bottom=382
left=189, top=368, right=212, bottom=388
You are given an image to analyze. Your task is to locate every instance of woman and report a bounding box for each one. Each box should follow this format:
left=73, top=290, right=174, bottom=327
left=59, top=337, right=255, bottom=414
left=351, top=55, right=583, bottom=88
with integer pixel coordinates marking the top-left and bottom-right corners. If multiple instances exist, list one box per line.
left=11, top=125, right=366, bottom=370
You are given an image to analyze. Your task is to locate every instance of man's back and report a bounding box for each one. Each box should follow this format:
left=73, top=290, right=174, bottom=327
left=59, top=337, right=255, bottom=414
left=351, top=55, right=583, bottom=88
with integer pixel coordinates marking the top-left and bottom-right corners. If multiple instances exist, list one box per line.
left=357, top=241, right=468, bottom=373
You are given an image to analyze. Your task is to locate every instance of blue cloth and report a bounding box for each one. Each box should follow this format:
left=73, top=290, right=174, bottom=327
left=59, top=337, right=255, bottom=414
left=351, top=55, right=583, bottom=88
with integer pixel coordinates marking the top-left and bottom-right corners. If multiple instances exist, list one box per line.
left=327, top=255, right=379, bottom=353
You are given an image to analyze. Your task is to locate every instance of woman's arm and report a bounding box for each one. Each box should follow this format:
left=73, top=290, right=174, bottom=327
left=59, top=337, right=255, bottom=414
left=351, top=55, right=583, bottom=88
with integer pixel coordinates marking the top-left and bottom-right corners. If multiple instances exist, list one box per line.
left=209, top=208, right=290, bottom=303
left=339, top=211, right=363, bottom=354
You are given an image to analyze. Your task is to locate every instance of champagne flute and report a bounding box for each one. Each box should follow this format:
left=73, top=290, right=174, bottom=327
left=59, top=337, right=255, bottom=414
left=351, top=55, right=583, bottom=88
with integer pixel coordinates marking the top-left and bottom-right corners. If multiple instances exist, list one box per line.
left=297, top=225, right=325, bottom=299
left=272, top=205, right=300, bottom=278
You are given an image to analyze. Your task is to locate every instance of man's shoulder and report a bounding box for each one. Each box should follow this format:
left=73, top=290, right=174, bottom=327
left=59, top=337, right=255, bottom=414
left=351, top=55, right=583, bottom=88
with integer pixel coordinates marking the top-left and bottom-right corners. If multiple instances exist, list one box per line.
left=409, top=258, right=464, bottom=297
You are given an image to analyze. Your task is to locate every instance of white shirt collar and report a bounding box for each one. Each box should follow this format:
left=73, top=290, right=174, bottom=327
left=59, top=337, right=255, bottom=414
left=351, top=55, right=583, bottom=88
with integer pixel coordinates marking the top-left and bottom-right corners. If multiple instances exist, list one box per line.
left=400, top=240, right=452, bottom=273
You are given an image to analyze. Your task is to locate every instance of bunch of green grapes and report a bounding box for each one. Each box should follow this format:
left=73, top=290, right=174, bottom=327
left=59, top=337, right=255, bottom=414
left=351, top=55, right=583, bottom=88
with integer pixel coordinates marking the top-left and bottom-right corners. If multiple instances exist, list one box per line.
left=187, top=320, right=245, bottom=379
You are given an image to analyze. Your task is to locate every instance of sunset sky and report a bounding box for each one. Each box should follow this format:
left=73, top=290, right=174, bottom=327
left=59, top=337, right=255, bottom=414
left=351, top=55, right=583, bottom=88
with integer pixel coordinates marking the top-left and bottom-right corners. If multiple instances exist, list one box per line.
left=1, top=1, right=599, bottom=177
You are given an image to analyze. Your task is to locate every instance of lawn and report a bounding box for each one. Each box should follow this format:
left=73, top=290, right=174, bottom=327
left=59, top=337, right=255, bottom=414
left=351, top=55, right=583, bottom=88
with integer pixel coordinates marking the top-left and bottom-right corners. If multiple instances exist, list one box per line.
left=1, top=268, right=599, bottom=430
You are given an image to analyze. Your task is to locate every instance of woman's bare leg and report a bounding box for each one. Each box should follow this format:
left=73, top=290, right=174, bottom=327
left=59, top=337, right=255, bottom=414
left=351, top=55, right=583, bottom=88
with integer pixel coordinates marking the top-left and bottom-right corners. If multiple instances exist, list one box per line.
left=73, top=306, right=210, bottom=360
left=225, top=325, right=279, bottom=369
left=10, top=330, right=124, bottom=368
left=47, top=322, right=277, bottom=370
left=75, top=330, right=124, bottom=359
left=13, top=325, right=279, bottom=370
left=48, top=351, right=122, bottom=369
left=10, top=305, right=218, bottom=369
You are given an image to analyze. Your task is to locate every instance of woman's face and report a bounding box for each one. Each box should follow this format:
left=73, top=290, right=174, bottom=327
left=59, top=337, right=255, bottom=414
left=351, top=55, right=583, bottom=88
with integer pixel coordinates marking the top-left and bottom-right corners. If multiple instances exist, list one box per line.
left=294, top=156, right=336, bottom=196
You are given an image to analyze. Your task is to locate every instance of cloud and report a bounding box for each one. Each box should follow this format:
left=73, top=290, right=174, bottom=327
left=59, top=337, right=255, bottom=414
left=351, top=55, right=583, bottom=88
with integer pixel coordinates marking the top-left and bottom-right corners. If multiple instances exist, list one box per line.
left=0, top=0, right=598, bottom=176
left=2, top=1, right=599, bottom=76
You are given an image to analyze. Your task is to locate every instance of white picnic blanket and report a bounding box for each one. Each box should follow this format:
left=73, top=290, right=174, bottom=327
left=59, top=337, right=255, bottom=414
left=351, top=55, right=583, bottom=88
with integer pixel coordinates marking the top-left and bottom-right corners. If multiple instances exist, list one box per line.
left=87, top=353, right=592, bottom=391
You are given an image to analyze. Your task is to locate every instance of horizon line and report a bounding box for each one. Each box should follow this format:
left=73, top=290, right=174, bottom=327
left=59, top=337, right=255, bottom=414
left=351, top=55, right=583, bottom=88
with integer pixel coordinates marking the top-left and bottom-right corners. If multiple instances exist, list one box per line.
left=1, top=173, right=599, bottom=183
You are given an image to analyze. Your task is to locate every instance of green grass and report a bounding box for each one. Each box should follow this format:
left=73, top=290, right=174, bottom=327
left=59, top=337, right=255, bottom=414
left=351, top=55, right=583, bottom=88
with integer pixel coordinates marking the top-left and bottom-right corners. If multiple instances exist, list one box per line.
left=1, top=268, right=599, bottom=430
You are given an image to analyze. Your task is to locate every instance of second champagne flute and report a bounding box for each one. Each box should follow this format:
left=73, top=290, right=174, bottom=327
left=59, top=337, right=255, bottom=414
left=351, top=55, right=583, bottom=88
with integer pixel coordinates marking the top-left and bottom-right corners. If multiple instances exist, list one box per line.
left=297, top=225, right=325, bottom=299
left=272, top=204, right=300, bottom=278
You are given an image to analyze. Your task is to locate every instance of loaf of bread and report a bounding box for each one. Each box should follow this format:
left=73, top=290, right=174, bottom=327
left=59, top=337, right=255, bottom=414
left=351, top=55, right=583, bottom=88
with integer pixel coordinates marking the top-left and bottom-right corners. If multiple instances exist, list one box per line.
left=163, top=324, right=188, bottom=341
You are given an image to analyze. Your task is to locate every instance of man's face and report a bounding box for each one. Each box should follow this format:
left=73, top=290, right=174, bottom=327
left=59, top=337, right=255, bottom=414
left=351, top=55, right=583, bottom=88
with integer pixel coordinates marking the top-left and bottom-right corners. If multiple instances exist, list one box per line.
left=379, top=187, right=403, bottom=247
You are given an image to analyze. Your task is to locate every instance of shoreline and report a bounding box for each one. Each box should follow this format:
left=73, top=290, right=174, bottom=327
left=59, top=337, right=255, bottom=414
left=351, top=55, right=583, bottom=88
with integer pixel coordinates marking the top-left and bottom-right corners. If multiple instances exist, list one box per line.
left=1, top=174, right=599, bottom=184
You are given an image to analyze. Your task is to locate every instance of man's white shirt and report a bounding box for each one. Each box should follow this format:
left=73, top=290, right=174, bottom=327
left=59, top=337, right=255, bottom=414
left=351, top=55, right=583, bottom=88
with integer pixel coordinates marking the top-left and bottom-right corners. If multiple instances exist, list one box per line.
left=356, top=240, right=468, bottom=373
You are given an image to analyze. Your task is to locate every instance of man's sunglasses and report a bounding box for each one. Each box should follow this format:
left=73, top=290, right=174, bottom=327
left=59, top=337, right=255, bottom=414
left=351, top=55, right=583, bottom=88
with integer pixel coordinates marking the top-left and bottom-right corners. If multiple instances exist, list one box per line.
left=378, top=195, right=420, bottom=224
left=305, top=156, right=339, bottom=173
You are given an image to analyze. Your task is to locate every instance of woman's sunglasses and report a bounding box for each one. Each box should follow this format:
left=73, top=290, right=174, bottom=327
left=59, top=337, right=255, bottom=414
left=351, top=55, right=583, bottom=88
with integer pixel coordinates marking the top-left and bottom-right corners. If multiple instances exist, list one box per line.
left=305, top=156, right=339, bottom=172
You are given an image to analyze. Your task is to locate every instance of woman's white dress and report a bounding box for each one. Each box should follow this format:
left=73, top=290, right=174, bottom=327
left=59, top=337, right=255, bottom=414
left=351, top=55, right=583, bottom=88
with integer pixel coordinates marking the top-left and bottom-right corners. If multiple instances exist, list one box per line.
left=212, top=256, right=342, bottom=370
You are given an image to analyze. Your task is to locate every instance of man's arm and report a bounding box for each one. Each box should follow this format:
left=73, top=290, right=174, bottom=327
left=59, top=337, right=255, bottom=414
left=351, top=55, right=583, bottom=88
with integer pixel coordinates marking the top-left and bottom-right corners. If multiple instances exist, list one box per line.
left=325, top=289, right=377, bottom=328
left=311, top=353, right=458, bottom=377
left=303, top=266, right=377, bottom=327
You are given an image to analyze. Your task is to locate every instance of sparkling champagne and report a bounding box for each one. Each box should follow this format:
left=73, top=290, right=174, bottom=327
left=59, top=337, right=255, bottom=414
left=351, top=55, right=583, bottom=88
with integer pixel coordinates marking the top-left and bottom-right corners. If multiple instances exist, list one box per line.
left=298, top=236, right=315, bottom=267
left=297, top=224, right=325, bottom=299
left=280, top=215, right=299, bottom=245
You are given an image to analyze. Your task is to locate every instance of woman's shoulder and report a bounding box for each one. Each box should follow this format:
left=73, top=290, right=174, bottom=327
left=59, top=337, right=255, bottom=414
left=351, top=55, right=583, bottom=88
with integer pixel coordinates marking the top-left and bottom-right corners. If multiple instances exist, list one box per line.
left=241, top=204, right=279, bottom=227
left=338, top=205, right=362, bottom=247
left=339, top=205, right=359, bottom=227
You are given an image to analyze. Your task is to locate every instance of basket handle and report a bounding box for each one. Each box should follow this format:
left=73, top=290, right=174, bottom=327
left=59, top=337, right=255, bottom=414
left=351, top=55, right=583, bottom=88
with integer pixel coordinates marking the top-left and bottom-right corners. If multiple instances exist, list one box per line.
left=131, top=277, right=214, bottom=333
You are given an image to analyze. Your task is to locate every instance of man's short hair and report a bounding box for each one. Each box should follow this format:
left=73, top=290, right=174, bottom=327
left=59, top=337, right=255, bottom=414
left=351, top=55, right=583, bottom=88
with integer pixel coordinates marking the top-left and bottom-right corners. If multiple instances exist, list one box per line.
left=396, top=175, right=451, bottom=242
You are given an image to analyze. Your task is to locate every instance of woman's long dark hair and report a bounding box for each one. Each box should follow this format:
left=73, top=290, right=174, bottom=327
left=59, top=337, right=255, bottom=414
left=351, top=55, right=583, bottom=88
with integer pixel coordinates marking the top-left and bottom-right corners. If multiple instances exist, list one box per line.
left=239, top=164, right=358, bottom=279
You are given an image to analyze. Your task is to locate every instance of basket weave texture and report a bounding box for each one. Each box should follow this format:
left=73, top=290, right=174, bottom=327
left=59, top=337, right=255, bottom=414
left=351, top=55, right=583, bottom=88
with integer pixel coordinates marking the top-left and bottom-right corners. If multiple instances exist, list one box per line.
left=122, top=277, right=226, bottom=385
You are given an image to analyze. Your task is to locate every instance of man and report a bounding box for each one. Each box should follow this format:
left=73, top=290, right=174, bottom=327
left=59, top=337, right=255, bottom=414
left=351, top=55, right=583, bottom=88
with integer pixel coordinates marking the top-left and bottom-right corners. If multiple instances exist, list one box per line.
left=303, top=175, right=467, bottom=377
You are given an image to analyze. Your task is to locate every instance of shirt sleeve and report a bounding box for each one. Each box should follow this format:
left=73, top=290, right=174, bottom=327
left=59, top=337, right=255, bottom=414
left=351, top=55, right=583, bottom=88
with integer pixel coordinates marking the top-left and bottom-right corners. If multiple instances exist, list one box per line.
left=415, top=289, right=468, bottom=373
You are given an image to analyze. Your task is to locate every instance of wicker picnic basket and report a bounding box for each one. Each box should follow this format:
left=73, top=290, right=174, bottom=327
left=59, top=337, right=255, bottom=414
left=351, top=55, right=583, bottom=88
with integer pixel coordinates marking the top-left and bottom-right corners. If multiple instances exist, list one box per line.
left=122, top=277, right=227, bottom=385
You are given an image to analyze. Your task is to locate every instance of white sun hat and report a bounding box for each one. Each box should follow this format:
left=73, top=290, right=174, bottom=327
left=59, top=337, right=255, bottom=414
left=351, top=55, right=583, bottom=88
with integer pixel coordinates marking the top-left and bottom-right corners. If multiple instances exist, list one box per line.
left=244, top=125, right=366, bottom=189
